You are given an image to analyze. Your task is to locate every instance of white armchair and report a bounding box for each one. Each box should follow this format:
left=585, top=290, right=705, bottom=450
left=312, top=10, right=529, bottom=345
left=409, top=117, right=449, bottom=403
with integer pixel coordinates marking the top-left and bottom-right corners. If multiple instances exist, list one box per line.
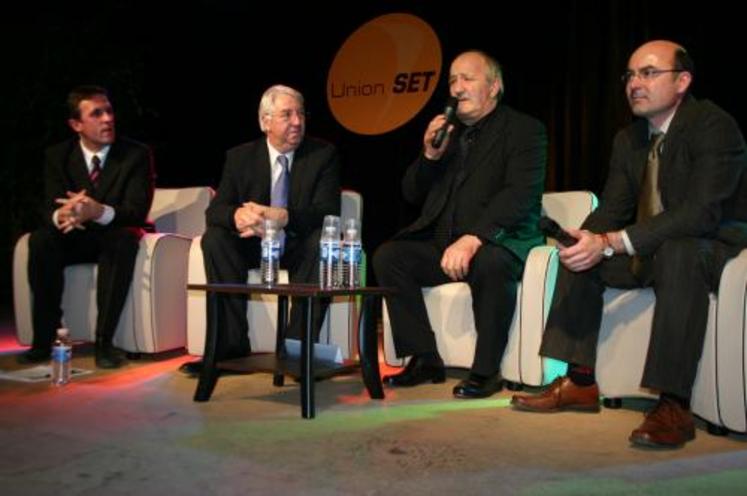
left=382, top=191, right=598, bottom=387
left=13, top=187, right=212, bottom=353
left=186, top=190, right=363, bottom=359
left=594, top=250, right=747, bottom=434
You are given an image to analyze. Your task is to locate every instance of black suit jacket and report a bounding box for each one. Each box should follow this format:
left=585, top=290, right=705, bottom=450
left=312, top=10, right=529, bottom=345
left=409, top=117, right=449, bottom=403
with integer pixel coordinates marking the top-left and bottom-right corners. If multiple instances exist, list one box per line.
left=397, top=104, right=547, bottom=262
left=206, top=137, right=341, bottom=240
left=42, top=137, right=155, bottom=230
left=584, top=96, right=747, bottom=255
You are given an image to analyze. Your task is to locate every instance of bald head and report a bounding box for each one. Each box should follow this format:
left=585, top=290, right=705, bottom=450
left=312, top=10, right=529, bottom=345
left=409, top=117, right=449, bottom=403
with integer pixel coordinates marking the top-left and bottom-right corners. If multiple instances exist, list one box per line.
left=625, top=40, right=693, bottom=128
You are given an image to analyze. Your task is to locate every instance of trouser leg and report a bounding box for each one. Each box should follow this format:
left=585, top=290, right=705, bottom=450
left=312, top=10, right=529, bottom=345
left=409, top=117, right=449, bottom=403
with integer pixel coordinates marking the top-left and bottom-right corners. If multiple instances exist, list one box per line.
left=466, top=244, right=523, bottom=376
left=373, top=240, right=450, bottom=357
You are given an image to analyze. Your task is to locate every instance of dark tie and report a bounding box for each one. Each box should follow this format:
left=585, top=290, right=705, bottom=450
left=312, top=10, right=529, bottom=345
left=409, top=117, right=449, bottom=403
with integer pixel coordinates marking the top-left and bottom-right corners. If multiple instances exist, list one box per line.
left=631, top=132, right=665, bottom=280
left=90, top=155, right=102, bottom=187
left=271, top=155, right=289, bottom=208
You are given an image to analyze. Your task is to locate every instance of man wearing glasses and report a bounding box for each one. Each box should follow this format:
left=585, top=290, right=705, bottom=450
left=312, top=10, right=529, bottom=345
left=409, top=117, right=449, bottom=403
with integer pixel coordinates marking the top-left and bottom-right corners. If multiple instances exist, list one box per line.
left=180, top=84, right=341, bottom=375
left=512, top=40, right=747, bottom=448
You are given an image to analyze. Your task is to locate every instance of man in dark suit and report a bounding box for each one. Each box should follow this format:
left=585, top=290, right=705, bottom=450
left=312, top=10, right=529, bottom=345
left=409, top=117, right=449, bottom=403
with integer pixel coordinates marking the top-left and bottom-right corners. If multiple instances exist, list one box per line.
left=180, top=85, right=340, bottom=374
left=18, top=85, right=155, bottom=369
left=374, top=51, right=547, bottom=398
left=512, top=41, right=747, bottom=448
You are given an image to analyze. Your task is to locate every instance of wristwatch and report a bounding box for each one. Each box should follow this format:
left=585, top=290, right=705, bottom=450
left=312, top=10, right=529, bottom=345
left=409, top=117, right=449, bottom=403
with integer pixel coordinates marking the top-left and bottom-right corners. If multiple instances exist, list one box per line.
left=600, top=233, right=615, bottom=259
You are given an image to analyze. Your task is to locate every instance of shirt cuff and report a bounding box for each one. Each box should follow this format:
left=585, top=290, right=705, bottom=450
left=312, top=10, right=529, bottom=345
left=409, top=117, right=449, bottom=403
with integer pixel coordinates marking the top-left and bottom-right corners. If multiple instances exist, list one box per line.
left=52, top=209, right=62, bottom=228
left=621, top=230, right=636, bottom=255
left=94, top=205, right=115, bottom=225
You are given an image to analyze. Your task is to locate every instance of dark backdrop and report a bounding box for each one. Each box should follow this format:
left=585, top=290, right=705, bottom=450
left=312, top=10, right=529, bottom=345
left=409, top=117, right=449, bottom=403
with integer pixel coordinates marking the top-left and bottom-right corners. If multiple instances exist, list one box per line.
left=1, top=0, right=744, bottom=301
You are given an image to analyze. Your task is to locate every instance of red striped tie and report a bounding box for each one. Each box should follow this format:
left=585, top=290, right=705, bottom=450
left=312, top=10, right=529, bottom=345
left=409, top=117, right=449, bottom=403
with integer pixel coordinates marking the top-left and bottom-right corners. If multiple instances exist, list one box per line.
left=90, top=155, right=102, bottom=187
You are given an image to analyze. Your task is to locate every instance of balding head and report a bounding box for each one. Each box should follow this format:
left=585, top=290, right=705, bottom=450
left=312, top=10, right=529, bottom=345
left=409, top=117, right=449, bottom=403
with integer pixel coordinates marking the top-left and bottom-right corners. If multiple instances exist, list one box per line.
left=625, top=40, right=693, bottom=128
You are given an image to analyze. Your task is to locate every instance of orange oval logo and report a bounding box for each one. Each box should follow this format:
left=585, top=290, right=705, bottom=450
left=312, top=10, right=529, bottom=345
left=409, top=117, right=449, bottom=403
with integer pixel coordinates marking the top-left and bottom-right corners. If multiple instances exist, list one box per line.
left=327, top=13, right=442, bottom=135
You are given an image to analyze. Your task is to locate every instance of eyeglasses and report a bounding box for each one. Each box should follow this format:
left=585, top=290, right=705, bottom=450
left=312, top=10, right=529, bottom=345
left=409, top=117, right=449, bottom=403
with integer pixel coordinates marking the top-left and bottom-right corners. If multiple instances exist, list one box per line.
left=271, top=109, right=308, bottom=122
left=621, top=68, right=685, bottom=84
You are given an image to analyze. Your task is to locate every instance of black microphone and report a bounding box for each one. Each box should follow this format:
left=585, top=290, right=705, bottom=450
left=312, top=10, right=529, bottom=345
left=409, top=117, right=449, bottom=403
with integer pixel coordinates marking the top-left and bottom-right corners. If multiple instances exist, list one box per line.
left=432, top=96, right=459, bottom=149
left=538, top=216, right=578, bottom=247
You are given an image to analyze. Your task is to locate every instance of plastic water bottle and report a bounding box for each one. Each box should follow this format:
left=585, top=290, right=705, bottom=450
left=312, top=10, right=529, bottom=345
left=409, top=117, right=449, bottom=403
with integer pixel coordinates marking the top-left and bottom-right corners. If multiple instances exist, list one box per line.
left=341, top=218, right=362, bottom=288
left=51, top=328, right=72, bottom=386
left=260, top=219, right=280, bottom=285
left=319, top=215, right=341, bottom=288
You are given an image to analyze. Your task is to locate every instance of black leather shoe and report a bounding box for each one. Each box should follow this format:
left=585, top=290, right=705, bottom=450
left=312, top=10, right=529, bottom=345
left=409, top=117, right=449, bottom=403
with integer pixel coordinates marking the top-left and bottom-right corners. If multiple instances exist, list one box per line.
left=179, top=360, right=203, bottom=376
left=17, top=347, right=52, bottom=365
left=453, top=373, right=503, bottom=399
left=95, top=343, right=126, bottom=369
left=383, top=355, right=446, bottom=387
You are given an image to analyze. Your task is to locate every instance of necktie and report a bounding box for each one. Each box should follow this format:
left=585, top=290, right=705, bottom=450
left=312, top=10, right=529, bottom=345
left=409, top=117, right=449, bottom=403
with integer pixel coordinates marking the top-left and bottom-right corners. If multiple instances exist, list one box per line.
left=271, top=155, right=289, bottom=208
left=90, top=155, right=102, bottom=187
left=271, top=154, right=289, bottom=253
left=631, top=132, right=665, bottom=281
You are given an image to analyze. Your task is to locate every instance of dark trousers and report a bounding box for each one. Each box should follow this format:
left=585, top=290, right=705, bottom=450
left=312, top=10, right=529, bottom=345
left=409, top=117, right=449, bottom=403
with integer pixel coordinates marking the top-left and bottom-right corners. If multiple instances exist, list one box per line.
left=27, top=225, right=142, bottom=349
left=373, top=240, right=523, bottom=376
left=201, top=226, right=326, bottom=360
left=540, top=237, right=742, bottom=398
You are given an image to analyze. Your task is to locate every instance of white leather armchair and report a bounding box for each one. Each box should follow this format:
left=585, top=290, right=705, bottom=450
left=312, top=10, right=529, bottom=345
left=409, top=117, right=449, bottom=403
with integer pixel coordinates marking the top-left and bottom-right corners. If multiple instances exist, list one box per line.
left=382, top=191, right=598, bottom=387
left=595, top=250, right=747, bottom=434
left=13, top=187, right=212, bottom=353
left=186, top=190, right=363, bottom=359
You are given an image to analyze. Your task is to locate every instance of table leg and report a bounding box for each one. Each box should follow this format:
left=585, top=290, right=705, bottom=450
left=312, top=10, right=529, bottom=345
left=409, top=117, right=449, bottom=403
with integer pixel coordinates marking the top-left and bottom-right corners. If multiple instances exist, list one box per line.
left=300, top=296, right=315, bottom=418
left=194, top=290, right=220, bottom=402
left=359, top=294, right=385, bottom=399
left=273, top=295, right=288, bottom=387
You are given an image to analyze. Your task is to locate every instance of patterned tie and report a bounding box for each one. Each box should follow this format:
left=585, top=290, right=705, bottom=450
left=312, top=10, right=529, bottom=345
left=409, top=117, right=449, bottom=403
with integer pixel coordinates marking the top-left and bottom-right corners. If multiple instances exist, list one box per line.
left=90, top=155, right=102, bottom=187
left=631, top=132, right=665, bottom=281
left=271, top=155, right=289, bottom=208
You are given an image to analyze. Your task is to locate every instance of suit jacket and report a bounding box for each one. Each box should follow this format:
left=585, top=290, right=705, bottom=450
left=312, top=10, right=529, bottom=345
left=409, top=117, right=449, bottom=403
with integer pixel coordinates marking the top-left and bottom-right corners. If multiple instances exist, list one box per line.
left=42, top=137, right=155, bottom=230
left=397, top=104, right=547, bottom=262
left=206, top=136, right=341, bottom=240
left=584, top=96, right=747, bottom=255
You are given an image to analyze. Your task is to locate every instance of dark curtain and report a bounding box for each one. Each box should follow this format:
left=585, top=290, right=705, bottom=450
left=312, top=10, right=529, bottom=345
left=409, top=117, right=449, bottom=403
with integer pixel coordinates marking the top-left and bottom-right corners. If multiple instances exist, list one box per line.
left=1, top=1, right=744, bottom=298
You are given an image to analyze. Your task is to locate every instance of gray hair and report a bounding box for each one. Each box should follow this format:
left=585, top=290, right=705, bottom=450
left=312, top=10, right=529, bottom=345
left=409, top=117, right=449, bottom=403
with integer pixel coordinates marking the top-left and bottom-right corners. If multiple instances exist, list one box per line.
left=258, top=85, right=305, bottom=132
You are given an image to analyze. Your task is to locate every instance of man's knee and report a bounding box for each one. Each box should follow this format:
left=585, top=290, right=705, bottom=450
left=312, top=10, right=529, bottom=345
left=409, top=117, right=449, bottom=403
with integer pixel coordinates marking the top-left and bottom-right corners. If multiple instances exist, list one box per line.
left=201, top=226, right=236, bottom=257
left=469, top=245, right=521, bottom=282
left=28, top=226, right=61, bottom=255
left=372, top=241, right=401, bottom=279
left=653, top=238, right=703, bottom=277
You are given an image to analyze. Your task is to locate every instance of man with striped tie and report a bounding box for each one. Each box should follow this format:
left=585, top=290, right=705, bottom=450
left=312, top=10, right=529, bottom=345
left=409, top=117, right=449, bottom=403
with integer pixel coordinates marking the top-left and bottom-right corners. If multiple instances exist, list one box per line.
left=180, top=85, right=341, bottom=376
left=19, top=85, right=155, bottom=369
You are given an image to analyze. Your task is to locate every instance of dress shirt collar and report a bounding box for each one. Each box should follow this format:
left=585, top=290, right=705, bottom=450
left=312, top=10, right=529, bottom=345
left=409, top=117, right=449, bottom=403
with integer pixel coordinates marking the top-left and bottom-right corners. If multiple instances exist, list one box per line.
left=79, top=142, right=111, bottom=173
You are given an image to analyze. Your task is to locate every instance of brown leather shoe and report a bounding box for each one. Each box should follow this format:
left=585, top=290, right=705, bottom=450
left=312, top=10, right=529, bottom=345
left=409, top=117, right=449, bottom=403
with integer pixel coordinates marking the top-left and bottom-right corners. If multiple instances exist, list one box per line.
left=511, top=376, right=600, bottom=412
left=629, top=397, right=695, bottom=448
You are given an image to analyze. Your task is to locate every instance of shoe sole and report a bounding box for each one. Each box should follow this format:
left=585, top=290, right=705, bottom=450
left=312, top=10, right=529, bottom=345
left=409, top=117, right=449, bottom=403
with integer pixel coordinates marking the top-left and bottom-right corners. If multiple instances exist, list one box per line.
left=453, top=390, right=502, bottom=399
left=628, top=430, right=695, bottom=449
left=511, top=402, right=601, bottom=413
left=383, top=376, right=446, bottom=387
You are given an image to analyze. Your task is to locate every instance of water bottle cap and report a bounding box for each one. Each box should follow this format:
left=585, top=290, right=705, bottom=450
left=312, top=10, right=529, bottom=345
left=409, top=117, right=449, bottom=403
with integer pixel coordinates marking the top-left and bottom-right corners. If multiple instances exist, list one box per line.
left=56, top=328, right=69, bottom=337
left=322, top=215, right=341, bottom=230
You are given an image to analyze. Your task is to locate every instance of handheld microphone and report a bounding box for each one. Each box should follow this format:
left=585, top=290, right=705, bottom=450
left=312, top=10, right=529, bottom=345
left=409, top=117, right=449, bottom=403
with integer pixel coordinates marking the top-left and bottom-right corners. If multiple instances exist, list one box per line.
left=538, top=216, right=578, bottom=247
left=432, top=96, right=459, bottom=149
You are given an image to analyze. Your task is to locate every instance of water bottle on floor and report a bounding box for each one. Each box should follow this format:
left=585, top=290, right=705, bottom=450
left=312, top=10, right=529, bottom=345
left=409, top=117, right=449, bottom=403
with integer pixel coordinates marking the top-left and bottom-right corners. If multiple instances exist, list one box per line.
left=51, top=328, right=72, bottom=386
left=319, top=215, right=341, bottom=288
left=260, top=219, right=280, bottom=285
left=341, top=218, right=362, bottom=288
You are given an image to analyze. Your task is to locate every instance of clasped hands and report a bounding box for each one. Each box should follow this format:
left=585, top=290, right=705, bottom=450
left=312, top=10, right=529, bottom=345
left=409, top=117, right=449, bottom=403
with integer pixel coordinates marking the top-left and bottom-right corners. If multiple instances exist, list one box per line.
left=234, top=201, right=288, bottom=238
left=55, top=189, right=104, bottom=234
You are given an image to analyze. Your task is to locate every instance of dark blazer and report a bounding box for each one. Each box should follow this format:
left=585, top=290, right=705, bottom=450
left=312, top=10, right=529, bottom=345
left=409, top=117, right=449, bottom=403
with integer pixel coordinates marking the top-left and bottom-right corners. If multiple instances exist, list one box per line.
left=397, top=104, right=547, bottom=262
left=206, top=136, right=341, bottom=240
left=42, top=137, right=155, bottom=230
left=584, top=96, right=747, bottom=254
